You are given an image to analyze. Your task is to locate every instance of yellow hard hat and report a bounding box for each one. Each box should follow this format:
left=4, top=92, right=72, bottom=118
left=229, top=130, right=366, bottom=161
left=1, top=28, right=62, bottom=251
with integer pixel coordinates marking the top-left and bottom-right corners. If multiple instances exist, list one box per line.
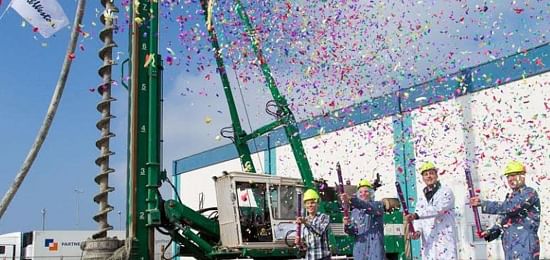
left=357, top=179, right=373, bottom=189
left=504, top=161, right=526, bottom=176
left=419, top=161, right=436, bottom=174
left=303, top=189, right=320, bottom=202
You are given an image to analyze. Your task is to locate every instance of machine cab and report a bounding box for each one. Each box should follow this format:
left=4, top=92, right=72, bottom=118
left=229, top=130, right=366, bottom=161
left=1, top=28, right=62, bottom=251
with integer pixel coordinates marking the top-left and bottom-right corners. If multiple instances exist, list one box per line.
left=214, top=172, right=304, bottom=249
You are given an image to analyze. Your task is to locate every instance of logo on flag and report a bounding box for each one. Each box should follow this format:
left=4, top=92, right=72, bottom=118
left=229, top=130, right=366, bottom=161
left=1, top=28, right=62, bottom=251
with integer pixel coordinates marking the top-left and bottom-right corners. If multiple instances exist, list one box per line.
left=11, top=0, right=69, bottom=38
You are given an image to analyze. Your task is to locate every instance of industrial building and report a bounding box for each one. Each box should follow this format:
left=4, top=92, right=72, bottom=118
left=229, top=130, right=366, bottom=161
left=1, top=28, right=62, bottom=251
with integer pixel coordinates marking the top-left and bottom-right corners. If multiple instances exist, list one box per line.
left=173, top=44, right=549, bottom=259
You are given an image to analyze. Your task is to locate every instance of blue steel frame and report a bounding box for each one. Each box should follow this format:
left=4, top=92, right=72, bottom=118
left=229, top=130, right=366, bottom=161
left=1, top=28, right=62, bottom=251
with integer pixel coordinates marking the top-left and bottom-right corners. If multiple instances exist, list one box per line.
left=393, top=113, right=421, bottom=257
left=172, top=41, right=548, bottom=260
left=173, top=43, right=549, bottom=176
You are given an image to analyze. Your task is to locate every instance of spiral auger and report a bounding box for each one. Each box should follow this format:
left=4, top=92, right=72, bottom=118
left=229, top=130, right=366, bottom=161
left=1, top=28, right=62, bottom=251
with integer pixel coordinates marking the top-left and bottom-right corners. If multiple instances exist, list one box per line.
left=92, top=0, right=119, bottom=240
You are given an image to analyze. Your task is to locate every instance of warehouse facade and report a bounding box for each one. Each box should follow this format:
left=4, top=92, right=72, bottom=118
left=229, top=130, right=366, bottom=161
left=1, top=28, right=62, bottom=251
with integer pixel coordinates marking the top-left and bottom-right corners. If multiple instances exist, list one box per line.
left=174, top=43, right=549, bottom=259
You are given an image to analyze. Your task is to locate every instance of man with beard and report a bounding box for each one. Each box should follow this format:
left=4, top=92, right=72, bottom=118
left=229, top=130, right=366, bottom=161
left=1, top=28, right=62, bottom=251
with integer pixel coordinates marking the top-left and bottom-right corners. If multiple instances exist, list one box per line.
left=470, top=161, right=540, bottom=260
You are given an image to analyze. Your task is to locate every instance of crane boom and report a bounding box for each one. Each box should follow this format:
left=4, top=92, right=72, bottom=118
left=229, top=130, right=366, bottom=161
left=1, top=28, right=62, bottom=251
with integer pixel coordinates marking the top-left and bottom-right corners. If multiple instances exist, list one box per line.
left=125, top=1, right=406, bottom=259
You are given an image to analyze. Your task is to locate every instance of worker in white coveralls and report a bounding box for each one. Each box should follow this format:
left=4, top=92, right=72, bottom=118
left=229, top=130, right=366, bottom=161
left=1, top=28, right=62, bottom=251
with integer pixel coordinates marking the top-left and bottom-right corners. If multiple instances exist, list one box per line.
left=405, top=162, right=458, bottom=259
left=470, top=161, right=540, bottom=260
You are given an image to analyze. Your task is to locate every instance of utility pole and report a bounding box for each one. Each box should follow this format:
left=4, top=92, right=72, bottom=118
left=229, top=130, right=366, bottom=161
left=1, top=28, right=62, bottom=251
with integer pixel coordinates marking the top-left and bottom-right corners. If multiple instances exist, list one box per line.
left=117, top=211, right=122, bottom=230
left=41, top=208, right=46, bottom=231
left=74, top=188, right=84, bottom=229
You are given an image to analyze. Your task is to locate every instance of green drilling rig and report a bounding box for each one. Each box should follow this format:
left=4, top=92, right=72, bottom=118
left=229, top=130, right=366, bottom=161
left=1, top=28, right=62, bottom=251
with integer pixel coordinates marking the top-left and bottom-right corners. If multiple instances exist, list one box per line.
left=90, top=0, right=407, bottom=259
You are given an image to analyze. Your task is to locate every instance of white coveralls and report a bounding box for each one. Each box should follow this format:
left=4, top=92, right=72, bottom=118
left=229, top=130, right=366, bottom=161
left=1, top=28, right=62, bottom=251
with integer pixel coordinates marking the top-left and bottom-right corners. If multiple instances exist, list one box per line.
left=413, top=184, right=458, bottom=259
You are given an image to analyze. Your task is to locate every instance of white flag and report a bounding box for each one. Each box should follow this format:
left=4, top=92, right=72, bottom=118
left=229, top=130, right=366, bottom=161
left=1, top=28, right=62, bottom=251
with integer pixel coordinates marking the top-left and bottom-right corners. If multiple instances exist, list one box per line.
left=11, top=0, right=69, bottom=38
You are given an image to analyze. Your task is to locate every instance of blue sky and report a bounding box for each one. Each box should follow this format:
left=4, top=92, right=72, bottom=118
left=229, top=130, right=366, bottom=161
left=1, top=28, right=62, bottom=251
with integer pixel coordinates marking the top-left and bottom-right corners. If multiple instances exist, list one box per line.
left=0, top=0, right=132, bottom=232
left=0, top=0, right=548, bottom=233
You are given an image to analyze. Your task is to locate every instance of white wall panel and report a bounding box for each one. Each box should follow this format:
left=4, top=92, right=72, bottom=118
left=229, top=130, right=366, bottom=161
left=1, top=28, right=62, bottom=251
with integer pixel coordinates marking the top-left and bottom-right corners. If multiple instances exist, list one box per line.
left=411, top=73, right=550, bottom=259
left=275, top=117, right=397, bottom=199
left=177, top=72, right=549, bottom=260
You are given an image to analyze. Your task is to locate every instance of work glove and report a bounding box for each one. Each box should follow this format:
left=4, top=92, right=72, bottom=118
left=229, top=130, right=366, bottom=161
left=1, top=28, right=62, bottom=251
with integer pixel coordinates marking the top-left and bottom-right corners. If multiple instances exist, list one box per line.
left=482, top=228, right=502, bottom=242
left=382, top=198, right=400, bottom=212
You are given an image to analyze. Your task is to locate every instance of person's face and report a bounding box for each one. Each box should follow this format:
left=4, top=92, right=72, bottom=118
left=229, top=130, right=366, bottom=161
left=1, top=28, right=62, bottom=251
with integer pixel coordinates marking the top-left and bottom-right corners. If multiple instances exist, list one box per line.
left=421, top=169, right=438, bottom=186
left=506, top=174, right=525, bottom=190
left=358, top=187, right=370, bottom=201
left=305, top=200, right=318, bottom=215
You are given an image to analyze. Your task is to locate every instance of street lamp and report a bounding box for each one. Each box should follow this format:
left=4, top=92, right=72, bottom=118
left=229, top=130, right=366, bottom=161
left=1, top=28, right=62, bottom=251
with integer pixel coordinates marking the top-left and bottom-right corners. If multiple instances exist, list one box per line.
left=74, top=188, right=84, bottom=229
left=41, top=208, right=46, bottom=230
left=117, top=211, right=122, bottom=230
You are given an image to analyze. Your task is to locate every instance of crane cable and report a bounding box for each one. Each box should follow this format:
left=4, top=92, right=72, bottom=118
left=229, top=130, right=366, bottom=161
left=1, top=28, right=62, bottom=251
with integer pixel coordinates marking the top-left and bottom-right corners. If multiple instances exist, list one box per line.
left=207, top=3, right=264, bottom=173
left=231, top=63, right=264, bottom=173
left=215, top=6, right=264, bottom=173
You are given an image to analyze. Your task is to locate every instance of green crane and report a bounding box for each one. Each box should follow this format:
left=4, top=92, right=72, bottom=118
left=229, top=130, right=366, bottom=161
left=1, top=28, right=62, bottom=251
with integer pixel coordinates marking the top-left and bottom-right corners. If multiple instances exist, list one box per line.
left=200, top=0, right=315, bottom=188
left=126, top=0, right=405, bottom=259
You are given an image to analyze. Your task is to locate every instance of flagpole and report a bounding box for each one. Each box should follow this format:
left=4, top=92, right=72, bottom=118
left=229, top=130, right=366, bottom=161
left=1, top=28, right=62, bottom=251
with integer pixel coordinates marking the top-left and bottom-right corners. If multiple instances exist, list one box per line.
left=0, top=0, right=14, bottom=21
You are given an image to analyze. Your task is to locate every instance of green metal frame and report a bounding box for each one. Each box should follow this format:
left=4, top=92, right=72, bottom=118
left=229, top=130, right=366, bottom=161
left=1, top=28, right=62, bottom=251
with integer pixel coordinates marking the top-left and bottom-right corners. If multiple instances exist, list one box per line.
left=177, top=1, right=404, bottom=259
left=233, top=0, right=315, bottom=188
left=199, top=0, right=256, bottom=173
left=200, top=0, right=315, bottom=188
left=163, top=200, right=220, bottom=239
left=129, top=0, right=226, bottom=259
left=383, top=212, right=407, bottom=257
left=146, top=1, right=162, bottom=229
left=169, top=228, right=214, bottom=260
left=128, top=0, right=157, bottom=258
left=127, top=0, right=406, bottom=259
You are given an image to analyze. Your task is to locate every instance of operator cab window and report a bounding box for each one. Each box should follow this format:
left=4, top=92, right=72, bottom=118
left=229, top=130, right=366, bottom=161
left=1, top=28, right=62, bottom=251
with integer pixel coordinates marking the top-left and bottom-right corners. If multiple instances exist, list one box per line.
left=236, top=182, right=273, bottom=242
left=269, top=185, right=300, bottom=220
